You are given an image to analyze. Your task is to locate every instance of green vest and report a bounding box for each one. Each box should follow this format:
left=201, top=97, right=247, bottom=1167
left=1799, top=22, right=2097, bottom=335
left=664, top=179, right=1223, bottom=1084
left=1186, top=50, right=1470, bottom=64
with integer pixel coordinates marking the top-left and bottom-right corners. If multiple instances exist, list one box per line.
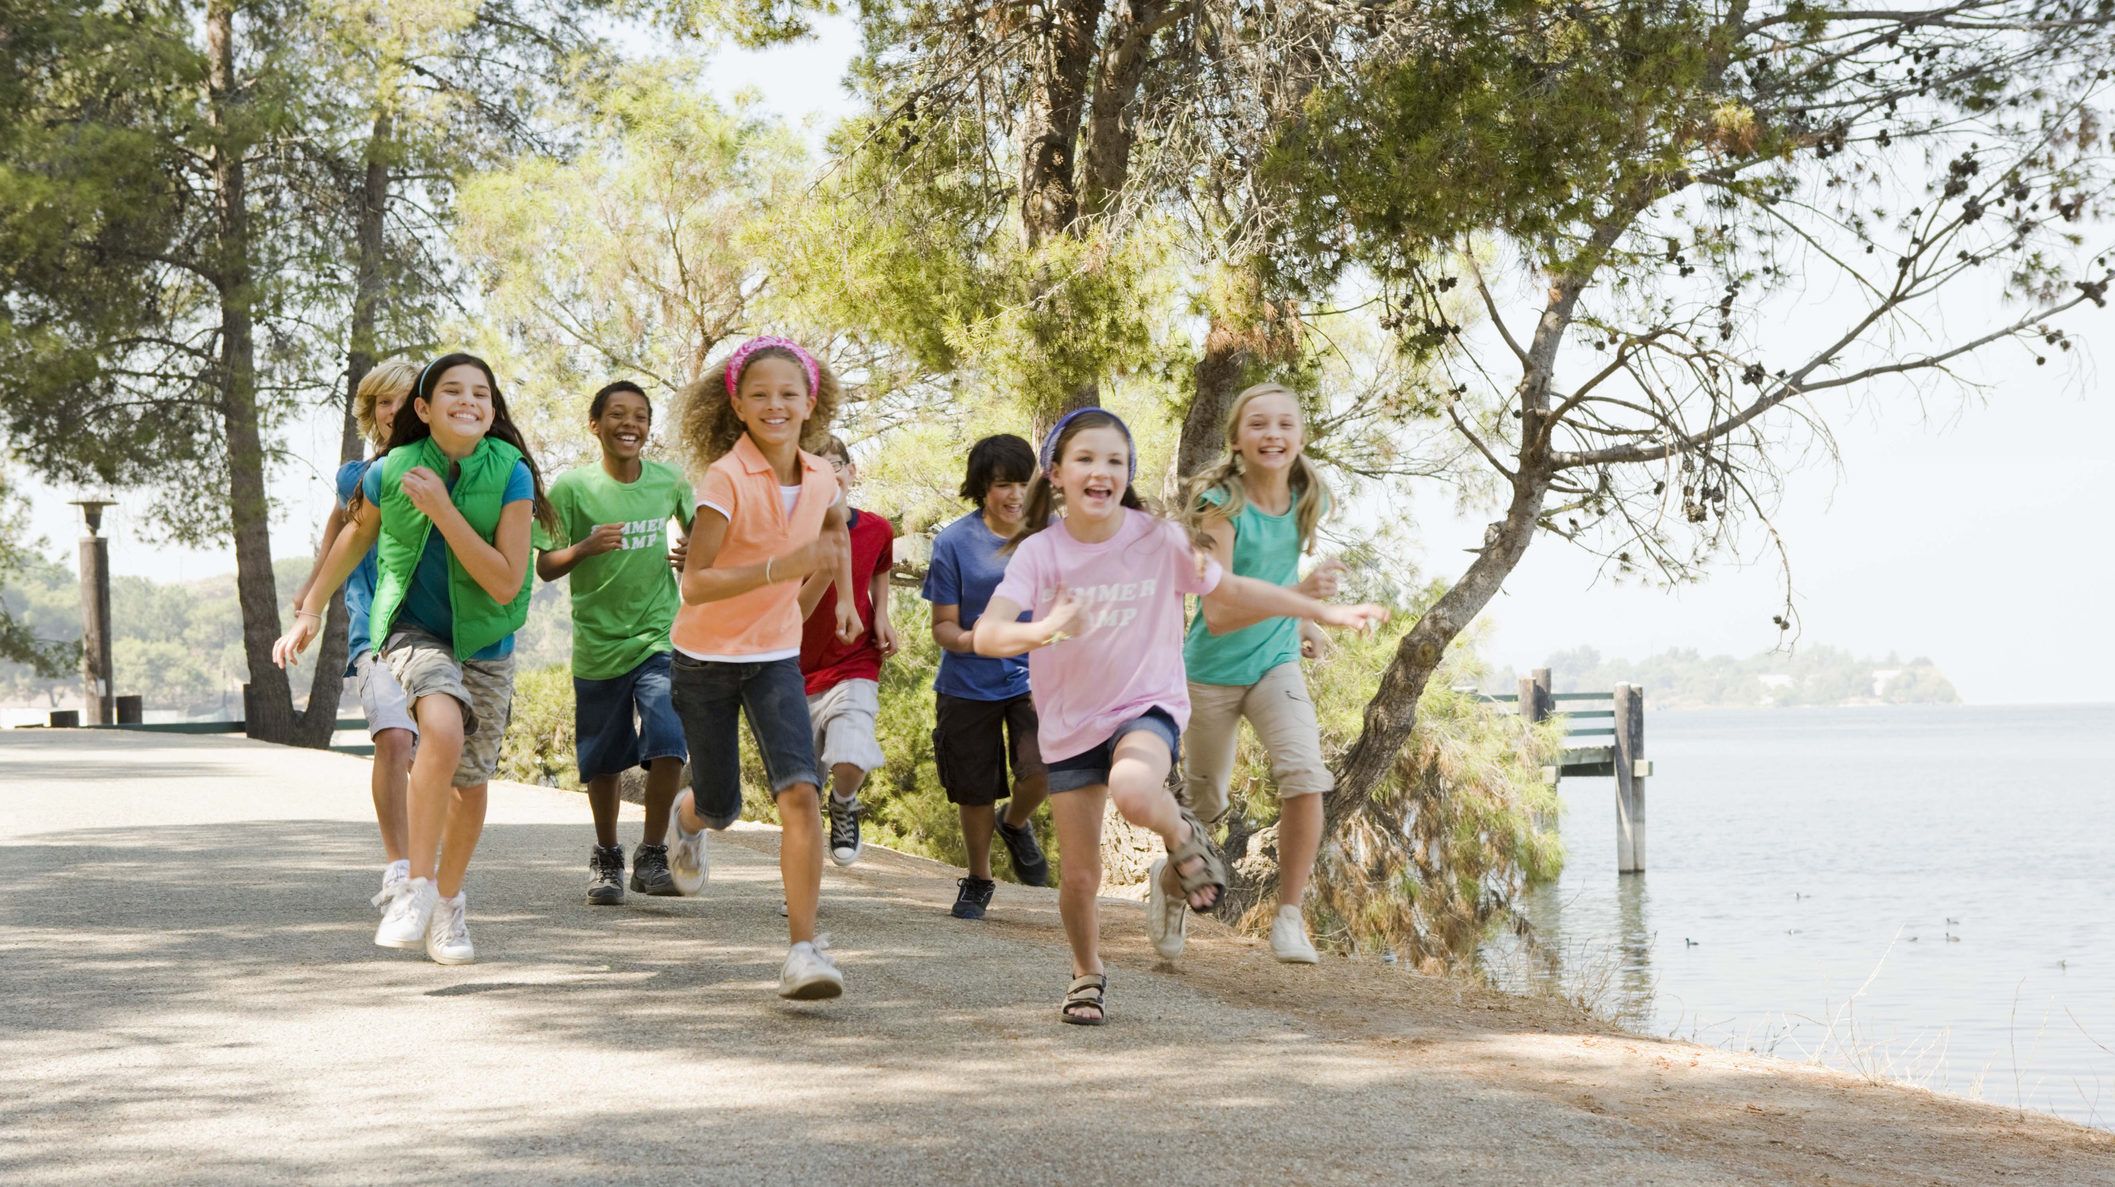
left=369, top=436, right=533, bottom=659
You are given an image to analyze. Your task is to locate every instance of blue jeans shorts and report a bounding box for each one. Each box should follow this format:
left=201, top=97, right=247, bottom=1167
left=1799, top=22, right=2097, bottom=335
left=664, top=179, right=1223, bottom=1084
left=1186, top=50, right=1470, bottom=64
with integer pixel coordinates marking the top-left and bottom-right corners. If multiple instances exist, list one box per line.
left=669, top=653, right=821, bottom=829
left=574, top=651, right=688, bottom=782
left=1045, top=707, right=1181, bottom=793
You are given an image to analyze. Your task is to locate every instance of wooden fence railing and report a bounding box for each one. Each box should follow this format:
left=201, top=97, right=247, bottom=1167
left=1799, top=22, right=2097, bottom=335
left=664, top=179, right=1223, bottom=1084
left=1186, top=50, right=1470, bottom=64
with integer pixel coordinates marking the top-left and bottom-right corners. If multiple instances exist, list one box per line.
left=1472, top=667, right=1651, bottom=875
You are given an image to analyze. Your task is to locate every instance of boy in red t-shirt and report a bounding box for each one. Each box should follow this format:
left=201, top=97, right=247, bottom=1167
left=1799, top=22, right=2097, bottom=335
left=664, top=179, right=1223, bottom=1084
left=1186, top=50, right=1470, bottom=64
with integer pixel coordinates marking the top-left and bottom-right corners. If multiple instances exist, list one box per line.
left=798, top=435, right=898, bottom=866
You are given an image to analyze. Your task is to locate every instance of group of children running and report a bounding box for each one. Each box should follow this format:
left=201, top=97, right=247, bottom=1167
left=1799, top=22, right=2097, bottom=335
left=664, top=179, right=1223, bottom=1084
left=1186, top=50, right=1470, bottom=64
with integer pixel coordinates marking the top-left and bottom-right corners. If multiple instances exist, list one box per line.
left=274, top=335, right=1386, bottom=1023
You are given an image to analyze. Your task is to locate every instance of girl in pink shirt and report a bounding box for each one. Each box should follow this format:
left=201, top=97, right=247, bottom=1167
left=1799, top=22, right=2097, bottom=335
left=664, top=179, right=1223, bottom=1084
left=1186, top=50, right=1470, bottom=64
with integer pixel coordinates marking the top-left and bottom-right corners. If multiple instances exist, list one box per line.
left=975, top=409, right=1386, bottom=1025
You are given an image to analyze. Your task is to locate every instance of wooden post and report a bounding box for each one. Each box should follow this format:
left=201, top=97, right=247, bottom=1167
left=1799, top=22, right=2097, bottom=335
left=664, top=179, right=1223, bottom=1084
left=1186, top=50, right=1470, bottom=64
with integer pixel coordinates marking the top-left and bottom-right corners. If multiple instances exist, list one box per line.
left=72, top=501, right=116, bottom=726
left=1532, top=667, right=1551, bottom=717
left=1614, top=683, right=1646, bottom=873
left=1517, top=675, right=1542, bottom=724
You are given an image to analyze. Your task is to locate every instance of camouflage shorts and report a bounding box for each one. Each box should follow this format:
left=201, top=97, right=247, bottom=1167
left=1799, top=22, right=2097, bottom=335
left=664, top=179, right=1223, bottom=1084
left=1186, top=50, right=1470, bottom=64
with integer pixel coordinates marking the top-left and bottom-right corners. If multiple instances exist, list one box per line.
left=381, top=627, right=517, bottom=787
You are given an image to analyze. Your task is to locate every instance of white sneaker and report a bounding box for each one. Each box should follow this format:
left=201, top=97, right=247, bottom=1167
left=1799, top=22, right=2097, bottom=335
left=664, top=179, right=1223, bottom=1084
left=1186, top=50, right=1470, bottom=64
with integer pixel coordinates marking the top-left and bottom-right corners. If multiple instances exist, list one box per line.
left=1271, top=905, right=1319, bottom=964
left=777, top=938, right=844, bottom=1000
left=375, top=877, right=437, bottom=950
left=370, top=861, right=410, bottom=914
left=425, top=891, right=475, bottom=965
left=668, top=791, right=709, bottom=896
left=1145, top=858, right=1186, bottom=960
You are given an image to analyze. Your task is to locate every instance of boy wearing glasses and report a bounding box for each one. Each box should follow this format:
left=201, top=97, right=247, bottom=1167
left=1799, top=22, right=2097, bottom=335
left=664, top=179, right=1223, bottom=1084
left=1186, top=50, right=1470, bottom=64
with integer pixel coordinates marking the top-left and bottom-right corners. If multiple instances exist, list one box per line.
left=796, top=435, right=898, bottom=865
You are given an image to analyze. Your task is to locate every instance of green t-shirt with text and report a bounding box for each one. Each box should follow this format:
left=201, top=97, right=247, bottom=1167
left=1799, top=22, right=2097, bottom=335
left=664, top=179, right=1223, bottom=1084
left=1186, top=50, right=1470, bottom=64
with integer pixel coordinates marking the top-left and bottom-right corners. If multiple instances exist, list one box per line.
left=536, top=459, right=694, bottom=680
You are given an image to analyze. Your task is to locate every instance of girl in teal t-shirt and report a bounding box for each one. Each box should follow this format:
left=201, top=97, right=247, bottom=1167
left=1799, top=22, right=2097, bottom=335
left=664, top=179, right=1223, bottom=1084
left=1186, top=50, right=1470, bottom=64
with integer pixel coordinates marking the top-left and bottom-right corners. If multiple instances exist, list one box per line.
left=1181, top=382, right=1346, bottom=966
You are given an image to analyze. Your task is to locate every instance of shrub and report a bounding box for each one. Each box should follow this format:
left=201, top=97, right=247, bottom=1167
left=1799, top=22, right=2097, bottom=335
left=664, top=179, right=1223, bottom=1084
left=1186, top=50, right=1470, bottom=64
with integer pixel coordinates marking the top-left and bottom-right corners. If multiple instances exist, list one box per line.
left=1218, top=597, right=1564, bottom=970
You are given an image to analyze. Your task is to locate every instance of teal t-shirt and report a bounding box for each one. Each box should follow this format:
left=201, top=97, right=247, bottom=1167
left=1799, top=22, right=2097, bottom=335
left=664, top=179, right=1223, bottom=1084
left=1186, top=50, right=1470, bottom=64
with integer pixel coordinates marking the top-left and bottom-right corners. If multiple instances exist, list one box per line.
left=1183, top=485, right=1304, bottom=686
left=535, top=459, right=695, bottom=680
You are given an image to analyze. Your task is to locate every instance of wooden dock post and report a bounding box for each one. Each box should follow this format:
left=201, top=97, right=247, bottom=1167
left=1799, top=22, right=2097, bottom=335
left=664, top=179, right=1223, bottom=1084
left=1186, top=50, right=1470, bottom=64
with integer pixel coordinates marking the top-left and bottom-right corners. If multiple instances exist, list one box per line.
left=1614, top=683, right=1646, bottom=873
left=1518, top=673, right=1545, bottom=725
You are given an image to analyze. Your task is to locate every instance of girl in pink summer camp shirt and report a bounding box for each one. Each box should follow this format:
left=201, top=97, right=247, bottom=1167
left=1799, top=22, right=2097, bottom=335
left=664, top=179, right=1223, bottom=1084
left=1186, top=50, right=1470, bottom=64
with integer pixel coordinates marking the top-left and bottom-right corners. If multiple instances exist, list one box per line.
left=972, top=408, right=1387, bottom=1026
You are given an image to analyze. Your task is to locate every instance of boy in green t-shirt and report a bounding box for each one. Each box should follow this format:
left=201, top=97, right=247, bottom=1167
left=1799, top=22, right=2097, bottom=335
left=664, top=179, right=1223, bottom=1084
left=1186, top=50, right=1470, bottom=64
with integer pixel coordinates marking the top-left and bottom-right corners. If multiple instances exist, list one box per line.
left=535, top=381, right=696, bottom=905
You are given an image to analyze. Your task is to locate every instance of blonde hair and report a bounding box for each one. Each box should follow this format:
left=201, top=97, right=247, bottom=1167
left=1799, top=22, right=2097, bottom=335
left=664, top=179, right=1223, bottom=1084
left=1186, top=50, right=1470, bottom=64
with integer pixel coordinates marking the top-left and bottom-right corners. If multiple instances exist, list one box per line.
left=1184, top=382, right=1331, bottom=553
left=672, top=343, right=843, bottom=475
left=353, top=358, right=421, bottom=452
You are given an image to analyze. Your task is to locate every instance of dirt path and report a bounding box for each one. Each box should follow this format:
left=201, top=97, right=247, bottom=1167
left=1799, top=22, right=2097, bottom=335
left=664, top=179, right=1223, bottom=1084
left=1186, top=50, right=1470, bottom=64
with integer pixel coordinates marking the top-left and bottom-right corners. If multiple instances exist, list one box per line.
left=2, top=728, right=2107, bottom=1185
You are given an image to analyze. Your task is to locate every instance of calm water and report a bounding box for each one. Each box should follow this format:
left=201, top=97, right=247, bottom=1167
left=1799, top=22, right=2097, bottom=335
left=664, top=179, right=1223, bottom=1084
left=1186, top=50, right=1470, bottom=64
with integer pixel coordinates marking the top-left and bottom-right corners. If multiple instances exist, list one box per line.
left=1501, top=703, right=2115, bottom=1129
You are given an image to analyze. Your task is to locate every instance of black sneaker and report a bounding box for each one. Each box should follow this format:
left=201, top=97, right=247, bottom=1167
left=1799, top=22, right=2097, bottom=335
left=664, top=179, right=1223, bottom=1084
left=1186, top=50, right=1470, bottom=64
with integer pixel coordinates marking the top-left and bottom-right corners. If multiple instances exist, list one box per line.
left=951, top=876, right=996, bottom=920
left=996, top=816, right=1049, bottom=887
left=828, top=796, right=864, bottom=867
left=630, top=842, right=678, bottom=896
left=586, top=845, right=625, bottom=905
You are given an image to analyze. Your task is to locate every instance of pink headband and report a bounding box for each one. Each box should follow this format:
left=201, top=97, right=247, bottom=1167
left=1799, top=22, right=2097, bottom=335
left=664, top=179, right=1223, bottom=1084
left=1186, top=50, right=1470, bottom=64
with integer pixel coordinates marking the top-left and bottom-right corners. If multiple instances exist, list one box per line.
left=722, top=336, right=820, bottom=399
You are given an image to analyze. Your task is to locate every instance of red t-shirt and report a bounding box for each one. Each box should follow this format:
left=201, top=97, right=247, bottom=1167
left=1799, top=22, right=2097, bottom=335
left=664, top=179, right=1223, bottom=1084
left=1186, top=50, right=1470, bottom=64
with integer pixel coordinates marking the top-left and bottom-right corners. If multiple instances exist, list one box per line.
left=800, top=508, right=895, bottom=694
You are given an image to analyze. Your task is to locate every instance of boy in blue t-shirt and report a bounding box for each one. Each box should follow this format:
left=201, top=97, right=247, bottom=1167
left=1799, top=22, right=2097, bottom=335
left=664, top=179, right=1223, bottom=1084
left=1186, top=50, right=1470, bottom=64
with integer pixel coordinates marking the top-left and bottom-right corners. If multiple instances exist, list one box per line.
left=920, top=434, right=1049, bottom=920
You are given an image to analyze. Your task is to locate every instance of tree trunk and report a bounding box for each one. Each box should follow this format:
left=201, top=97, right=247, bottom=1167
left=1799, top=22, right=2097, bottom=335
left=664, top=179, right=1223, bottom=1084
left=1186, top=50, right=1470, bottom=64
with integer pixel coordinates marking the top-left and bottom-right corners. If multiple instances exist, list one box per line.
left=296, top=108, right=398, bottom=744
left=1177, top=311, right=1252, bottom=480
left=1077, top=0, right=1165, bottom=221
left=1018, top=0, right=1105, bottom=251
left=1218, top=254, right=1603, bottom=917
left=1019, top=0, right=1109, bottom=414
left=341, top=109, right=391, bottom=465
left=206, top=1, right=297, bottom=746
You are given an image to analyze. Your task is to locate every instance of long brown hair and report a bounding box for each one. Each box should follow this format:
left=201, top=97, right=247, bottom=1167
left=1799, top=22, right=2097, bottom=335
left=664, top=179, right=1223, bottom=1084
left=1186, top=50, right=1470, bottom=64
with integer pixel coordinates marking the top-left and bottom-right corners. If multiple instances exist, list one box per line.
left=1183, top=382, right=1331, bottom=553
left=1005, top=409, right=1145, bottom=553
left=355, top=352, right=556, bottom=532
left=673, top=341, right=842, bottom=474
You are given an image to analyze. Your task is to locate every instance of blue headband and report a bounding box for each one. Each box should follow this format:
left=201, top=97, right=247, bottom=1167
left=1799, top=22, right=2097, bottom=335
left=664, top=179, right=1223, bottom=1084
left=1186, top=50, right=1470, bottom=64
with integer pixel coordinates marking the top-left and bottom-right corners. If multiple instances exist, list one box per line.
left=1040, top=409, right=1137, bottom=482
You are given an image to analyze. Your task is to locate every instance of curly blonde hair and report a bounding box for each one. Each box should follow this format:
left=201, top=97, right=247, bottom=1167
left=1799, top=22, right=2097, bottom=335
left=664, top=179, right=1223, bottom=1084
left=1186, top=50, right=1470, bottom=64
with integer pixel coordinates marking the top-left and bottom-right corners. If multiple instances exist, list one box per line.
left=353, top=358, right=421, bottom=452
left=673, top=342, right=842, bottom=474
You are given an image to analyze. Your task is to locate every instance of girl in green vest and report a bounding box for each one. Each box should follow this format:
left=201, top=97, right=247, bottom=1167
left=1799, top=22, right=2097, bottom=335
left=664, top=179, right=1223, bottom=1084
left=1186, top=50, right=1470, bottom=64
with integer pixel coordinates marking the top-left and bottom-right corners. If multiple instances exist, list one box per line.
left=275, top=352, right=553, bottom=966
left=1180, top=383, right=1348, bottom=965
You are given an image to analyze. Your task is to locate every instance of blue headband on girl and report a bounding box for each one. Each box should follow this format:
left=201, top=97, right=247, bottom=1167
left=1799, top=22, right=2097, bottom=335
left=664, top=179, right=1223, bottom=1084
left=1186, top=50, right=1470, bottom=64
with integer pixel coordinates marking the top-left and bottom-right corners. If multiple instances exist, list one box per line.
left=1039, top=408, right=1137, bottom=482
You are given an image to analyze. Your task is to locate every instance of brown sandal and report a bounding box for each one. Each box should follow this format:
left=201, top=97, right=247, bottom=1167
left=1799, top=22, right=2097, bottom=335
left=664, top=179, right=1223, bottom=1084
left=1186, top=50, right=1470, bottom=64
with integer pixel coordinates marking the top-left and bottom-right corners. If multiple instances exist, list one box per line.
left=1061, top=973, right=1107, bottom=1025
left=1165, top=805, right=1228, bottom=914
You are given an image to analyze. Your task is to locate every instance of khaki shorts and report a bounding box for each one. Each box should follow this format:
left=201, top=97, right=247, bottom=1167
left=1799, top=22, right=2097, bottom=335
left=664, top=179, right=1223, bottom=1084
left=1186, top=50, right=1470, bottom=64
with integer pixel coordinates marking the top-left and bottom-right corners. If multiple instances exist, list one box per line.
left=808, top=677, right=886, bottom=774
left=381, top=628, right=517, bottom=788
left=1183, top=661, right=1331, bottom=822
left=352, top=650, right=417, bottom=738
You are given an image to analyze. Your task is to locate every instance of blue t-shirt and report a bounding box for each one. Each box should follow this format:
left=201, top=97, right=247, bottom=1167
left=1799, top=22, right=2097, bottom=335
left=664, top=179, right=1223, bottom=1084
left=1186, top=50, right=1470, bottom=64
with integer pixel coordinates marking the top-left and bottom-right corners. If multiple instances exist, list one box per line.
left=362, top=457, right=535, bottom=660
left=334, top=459, right=382, bottom=673
left=921, top=511, right=1031, bottom=701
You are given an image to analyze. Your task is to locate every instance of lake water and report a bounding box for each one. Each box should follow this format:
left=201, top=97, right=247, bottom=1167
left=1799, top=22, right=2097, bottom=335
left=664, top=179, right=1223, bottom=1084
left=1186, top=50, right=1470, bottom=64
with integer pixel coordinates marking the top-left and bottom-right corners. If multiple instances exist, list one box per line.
left=1499, top=703, right=2115, bottom=1129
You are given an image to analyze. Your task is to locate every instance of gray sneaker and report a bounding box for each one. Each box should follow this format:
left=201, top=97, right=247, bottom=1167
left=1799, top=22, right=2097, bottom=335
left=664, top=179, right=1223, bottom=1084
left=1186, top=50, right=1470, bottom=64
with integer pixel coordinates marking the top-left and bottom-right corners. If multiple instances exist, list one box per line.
left=630, top=843, right=677, bottom=896
left=587, top=846, right=625, bottom=906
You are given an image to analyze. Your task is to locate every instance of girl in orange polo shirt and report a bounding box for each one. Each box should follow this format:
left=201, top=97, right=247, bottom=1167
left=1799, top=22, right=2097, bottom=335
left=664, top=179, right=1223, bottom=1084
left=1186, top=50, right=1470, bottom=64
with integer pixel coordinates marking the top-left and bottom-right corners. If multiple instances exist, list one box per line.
left=665, top=336, right=857, bottom=1000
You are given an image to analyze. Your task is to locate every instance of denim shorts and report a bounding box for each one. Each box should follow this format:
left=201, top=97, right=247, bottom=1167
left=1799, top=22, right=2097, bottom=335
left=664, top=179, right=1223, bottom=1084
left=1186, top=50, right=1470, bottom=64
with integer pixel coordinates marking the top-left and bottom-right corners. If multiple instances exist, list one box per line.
left=1045, top=707, right=1181, bottom=793
left=574, top=651, right=688, bottom=781
left=669, top=653, right=821, bottom=829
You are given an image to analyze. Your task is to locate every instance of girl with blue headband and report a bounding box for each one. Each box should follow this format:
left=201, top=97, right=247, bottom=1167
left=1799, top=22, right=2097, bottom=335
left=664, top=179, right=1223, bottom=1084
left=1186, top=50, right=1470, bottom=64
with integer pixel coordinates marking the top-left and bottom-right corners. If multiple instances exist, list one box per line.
left=973, top=408, right=1387, bottom=1024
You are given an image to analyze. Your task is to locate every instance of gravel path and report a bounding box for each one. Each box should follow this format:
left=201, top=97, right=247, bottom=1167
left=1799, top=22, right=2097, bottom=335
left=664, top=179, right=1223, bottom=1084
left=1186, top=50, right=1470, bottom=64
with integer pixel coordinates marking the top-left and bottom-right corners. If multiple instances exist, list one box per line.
left=3, top=728, right=2109, bottom=1186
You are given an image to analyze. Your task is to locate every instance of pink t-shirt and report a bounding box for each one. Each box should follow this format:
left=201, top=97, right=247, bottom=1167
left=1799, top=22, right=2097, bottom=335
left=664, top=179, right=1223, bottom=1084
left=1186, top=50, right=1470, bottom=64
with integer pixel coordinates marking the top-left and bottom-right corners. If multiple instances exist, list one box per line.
left=992, top=508, right=1223, bottom=762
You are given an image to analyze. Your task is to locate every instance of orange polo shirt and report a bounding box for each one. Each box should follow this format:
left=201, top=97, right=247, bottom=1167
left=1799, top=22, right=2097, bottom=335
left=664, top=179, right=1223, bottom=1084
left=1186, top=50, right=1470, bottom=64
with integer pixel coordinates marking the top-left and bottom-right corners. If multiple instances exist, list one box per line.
left=672, top=434, right=839, bottom=662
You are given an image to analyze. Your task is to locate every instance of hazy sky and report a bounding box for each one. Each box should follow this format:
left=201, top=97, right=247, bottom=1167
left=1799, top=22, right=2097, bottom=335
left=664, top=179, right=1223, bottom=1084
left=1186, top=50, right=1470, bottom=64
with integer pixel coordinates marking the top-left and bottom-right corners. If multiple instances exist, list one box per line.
left=16, top=21, right=2111, bottom=705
